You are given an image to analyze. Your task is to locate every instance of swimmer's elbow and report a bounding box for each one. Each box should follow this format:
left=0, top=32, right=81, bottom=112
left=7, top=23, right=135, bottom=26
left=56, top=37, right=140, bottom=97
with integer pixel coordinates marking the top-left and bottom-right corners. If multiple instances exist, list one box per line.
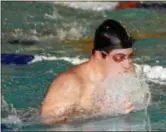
left=40, top=105, right=55, bottom=125
left=40, top=115, right=68, bottom=125
left=40, top=110, right=64, bottom=125
left=40, top=115, right=54, bottom=125
left=40, top=109, right=52, bottom=125
left=40, top=106, right=69, bottom=125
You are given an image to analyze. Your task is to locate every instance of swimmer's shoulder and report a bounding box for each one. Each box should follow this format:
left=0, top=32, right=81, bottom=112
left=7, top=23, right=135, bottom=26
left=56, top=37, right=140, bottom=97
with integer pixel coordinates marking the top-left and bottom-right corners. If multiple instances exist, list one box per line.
left=51, top=67, right=82, bottom=88
left=52, top=72, right=79, bottom=86
left=41, top=69, right=83, bottom=120
left=51, top=61, right=89, bottom=90
left=44, top=71, right=82, bottom=105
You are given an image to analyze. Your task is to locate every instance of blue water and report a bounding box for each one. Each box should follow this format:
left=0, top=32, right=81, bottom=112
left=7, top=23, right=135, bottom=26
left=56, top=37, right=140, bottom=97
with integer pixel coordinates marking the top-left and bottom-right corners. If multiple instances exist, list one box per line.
left=1, top=1, right=166, bottom=131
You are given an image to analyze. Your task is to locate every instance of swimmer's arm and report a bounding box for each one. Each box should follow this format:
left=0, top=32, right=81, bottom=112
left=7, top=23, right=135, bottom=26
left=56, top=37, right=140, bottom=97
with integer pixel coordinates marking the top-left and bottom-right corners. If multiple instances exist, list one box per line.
left=40, top=73, right=81, bottom=124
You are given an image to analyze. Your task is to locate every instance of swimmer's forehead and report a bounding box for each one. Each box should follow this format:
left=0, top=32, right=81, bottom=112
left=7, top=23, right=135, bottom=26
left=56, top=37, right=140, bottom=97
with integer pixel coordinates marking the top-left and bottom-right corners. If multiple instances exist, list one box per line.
left=110, top=48, right=133, bottom=55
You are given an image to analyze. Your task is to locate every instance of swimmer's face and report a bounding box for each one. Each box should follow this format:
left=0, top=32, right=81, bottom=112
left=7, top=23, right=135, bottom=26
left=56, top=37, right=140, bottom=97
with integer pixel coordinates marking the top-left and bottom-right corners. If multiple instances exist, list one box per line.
left=102, top=48, right=134, bottom=75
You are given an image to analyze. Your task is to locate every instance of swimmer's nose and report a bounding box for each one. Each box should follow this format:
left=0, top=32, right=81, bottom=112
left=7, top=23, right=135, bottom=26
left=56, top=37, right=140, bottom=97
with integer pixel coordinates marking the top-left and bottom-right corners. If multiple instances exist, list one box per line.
left=122, top=58, right=133, bottom=69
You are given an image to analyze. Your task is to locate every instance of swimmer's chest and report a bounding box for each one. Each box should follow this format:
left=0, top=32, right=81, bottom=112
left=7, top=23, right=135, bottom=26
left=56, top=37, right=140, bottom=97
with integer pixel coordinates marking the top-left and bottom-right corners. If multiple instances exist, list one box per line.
left=79, top=83, right=95, bottom=109
left=78, top=82, right=107, bottom=112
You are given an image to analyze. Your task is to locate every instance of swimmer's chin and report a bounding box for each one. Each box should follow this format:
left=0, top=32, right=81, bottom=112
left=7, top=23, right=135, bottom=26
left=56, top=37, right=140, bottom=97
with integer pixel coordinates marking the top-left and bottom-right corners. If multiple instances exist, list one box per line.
left=117, top=70, right=136, bottom=77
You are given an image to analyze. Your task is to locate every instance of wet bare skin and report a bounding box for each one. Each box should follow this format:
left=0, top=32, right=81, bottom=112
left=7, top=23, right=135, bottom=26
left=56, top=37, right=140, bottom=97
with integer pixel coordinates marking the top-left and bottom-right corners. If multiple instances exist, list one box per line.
left=40, top=48, right=135, bottom=124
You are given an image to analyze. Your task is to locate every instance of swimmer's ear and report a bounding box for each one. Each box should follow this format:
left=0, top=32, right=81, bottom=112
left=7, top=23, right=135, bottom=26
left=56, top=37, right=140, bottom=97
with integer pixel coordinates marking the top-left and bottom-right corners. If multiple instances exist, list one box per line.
left=94, top=50, right=103, bottom=60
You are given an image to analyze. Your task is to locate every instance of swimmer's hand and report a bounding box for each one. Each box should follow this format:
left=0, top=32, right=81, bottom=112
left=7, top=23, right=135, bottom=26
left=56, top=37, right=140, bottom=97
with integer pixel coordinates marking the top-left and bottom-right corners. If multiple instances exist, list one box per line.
left=124, top=100, right=135, bottom=114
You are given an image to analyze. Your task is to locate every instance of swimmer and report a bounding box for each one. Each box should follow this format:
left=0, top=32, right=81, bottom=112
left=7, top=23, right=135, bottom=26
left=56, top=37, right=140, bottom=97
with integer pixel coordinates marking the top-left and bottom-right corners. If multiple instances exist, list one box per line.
left=40, top=19, right=136, bottom=124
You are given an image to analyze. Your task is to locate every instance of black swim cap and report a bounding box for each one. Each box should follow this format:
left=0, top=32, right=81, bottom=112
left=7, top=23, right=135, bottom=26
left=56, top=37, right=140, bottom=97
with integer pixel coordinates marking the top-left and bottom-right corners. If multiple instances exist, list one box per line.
left=93, top=19, right=134, bottom=53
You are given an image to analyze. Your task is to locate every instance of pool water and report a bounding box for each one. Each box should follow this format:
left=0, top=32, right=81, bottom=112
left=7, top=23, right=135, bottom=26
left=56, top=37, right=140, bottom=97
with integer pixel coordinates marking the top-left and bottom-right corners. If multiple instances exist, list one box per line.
left=1, top=1, right=166, bottom=131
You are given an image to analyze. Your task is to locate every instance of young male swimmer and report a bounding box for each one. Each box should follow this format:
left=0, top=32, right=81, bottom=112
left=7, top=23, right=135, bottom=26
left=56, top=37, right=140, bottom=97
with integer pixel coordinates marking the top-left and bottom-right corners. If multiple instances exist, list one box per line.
left=40, top=19, right=149, bottom=124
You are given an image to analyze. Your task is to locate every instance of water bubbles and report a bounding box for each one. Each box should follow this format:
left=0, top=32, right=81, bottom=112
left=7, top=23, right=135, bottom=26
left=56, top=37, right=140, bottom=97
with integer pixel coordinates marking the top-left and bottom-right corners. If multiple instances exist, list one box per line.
left=3, top=115, right=22, bottom=125
left=30, top=55, right=88, bottom=65
left=140, top=64, right=166, bottom=84
left=53, top=2, right=119, bottom=11
left=2, top=96, right=23, bottom=129
left=56, top=21, right=87, bottom=41
left=92, top=73, right=151, bottom=115
left=1, top=96, right=41, bottom=129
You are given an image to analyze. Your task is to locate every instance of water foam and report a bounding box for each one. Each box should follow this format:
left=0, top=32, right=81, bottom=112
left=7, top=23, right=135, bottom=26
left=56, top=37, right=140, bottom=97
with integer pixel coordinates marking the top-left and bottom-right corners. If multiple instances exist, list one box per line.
left=2, top=96, right=23, bottom=128
left=135, top=64, right=166, bottom=85
left=44, top=7, right=91, bottom=40
left=9, top=22, right=87, bottom=43
left=2, top=96, right=41, bottom=128
left=93, top=73, right=151, bottom=115
left=29, top=55, right=88, bottom=65
left=56, top=21, right=88, bottom=40
left=53, top=1, right=119, bottom=11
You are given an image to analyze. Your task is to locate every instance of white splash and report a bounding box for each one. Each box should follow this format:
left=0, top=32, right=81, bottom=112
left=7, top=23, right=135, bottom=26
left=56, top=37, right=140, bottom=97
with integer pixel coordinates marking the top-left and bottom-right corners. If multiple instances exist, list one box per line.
left=2, top=115, right=22, bottom=125
left=2, top=96, right=22, bottom=126
left=1, top=96, right=40, bottom=127
left=93, top=73, right=151, bottom=115
left=53, top=1, right=119, bottom=11
left=56, top=21, right=87, bottom=40
left=29, top=55, right=88, bottom=65
left=45, top=11, right=88, bottom=40
left=135, top=64, right=166, bottom=85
